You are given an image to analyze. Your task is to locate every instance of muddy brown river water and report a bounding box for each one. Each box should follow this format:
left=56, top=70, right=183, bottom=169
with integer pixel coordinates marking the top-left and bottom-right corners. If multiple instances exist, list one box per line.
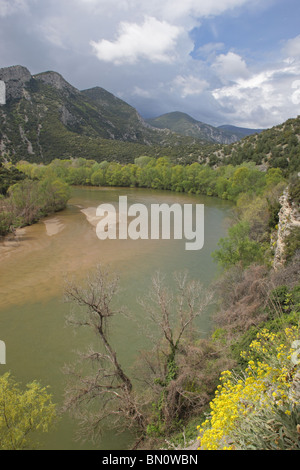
left=0, top=186, right=232, bottom=449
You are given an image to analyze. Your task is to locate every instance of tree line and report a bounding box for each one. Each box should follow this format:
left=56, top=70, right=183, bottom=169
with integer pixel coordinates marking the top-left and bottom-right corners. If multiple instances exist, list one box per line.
left=17, top=155, right=286, bottom=202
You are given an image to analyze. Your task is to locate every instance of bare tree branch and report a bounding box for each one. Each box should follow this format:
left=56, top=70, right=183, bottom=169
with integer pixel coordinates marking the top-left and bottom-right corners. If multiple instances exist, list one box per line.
left=63, top=265, right=146, bottom=444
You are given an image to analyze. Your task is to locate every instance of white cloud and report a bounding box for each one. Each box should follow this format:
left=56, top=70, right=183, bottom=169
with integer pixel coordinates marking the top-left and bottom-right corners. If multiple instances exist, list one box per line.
left=84, top=0, right=254, bottom=65
left=212, top=57, right=300, bottom=127
left=283, top=35, right=300, bottom=58
left=132, top=86, right=151, bottom=98
left=90, top=16, right=183, bottom=64
left=291, top=80, right=300, bottom=105
left=75, top=0, right=251, bottom=21
left=172, top=75, right=209, bottom=98
left=213, top=51, right=249, bottom=82
left=156, top=0, right=251, bottom=22
left=2, top=0, right=299, bottom=129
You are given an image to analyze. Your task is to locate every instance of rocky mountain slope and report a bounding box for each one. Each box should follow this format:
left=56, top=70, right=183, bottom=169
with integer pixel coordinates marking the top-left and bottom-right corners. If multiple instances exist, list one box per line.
left=218, top=124, right=264, bottom=139
left=146, top=112, right=262, bottom=144
left=1, top=66, right=299, bottom=171
left=0, top=66, right=214, bottom=163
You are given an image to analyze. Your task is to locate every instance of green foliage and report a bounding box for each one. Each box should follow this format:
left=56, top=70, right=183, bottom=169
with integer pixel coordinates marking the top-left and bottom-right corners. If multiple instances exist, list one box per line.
left=38, top=178, right=71, bottom=214
left=198, top=327, right=300, bottom=450
left=9, top=179, right=43, bottom=226
left=0, top=163, right=25, bottom=195
left=269, top=285, right=290, bottom=312
left=134, top=156, right=155, bottom=168
left=17, top=158, right=286, bottom=206
left=288, top=174, right=300, bottom=205
left=0, top=207, right=15, bottom=236
left=0, top=170, right=70, bottom=236
left=284, top=227, right=300, bottom=263
left=267, top=198, right=281, bottom=230
left=8, top=177, right=70, bottom=226
left=223, top=116, right=300, bottom=175
left=0, top=373, right=57, bottom=450
left=160, top=415, right=202, bottom=449
left=231, top=282, right=300, bottom=365
left=212, top=221, right=265, bottom=269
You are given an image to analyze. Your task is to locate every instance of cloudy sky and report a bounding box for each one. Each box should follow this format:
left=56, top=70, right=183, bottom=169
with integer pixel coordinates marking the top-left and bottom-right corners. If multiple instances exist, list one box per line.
left=0, top=0, right=300, bottom=128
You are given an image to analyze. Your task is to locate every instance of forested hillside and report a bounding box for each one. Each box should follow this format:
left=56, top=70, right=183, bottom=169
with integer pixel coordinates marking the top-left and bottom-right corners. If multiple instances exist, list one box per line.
left=146, top=112, right=255, bottom=144
left=213, top=116, right=300, bottom=174
left=1, top=66, right=299, bottom=174
left=0, top=66, right=216, bottom=163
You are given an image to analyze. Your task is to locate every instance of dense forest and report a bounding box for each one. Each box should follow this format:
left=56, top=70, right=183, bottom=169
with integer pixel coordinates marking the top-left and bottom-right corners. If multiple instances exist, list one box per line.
left=17, top=155, right=286, bottom=198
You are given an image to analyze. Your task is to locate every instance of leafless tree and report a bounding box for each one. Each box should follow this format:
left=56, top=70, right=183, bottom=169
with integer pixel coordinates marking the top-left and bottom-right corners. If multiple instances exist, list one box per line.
left=63, top=266, right=214, bottom=445
left=139, top=271, right=213, bottom=358
left=137, top=271, right=214, bottom=431
left=63, top=265, right=145, bottom=444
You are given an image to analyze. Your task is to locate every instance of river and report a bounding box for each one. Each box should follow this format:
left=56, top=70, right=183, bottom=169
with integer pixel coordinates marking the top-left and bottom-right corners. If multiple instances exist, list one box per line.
left=0, top=186, right=232, bottom=449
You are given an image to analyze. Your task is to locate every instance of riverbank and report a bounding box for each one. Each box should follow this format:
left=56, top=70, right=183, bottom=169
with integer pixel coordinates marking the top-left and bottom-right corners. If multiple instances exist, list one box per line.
left=0, top=177, right=70, bottom=237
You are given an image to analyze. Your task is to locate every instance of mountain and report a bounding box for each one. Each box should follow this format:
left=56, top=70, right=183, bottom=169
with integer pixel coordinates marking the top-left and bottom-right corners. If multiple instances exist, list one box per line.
left=146, top=112, right=261, bottom=144
left=215, top=116, right=300, bottom=173
left=0, top=66, right=212, bottom=164
left=218, top=124, right=264, bottom=139
left=1, top=65, right=298, bottom=172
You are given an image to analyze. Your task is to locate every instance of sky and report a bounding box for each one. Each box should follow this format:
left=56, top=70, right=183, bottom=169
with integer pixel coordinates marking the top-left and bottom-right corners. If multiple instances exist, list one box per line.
left=0, top=0, right=300, bottom=129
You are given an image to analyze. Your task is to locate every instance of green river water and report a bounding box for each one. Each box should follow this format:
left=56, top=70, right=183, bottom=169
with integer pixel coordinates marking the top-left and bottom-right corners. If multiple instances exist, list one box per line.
left=0, top=186, right=232, bottom=449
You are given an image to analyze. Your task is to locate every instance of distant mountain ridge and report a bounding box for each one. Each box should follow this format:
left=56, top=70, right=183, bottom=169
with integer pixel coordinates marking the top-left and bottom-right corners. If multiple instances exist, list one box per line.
left=1, top=65, right=204, bottom=163
left=0, top=65, right=263, bottom=164
left=218, top=124, right=264, bottom=139
left=146, top=112, right=263, bottom=144
left=1, top=65, right=297, bottom=172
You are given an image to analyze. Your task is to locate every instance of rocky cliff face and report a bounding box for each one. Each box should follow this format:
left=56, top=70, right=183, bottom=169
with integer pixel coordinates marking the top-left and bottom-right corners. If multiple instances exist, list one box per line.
left=273, top=187, right=300, bottom=269
left=0, top=65, right=32, bottom=101
left=0, top=64, right=194, bottom=162
left=146, top=112, right=241, bottom=145
left=34, top=71, right=80, bottom=95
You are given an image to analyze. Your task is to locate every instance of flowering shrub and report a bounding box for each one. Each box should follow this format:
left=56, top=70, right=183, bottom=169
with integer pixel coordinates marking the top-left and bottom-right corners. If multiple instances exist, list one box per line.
left=197, top=327, right=300, bottom=450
